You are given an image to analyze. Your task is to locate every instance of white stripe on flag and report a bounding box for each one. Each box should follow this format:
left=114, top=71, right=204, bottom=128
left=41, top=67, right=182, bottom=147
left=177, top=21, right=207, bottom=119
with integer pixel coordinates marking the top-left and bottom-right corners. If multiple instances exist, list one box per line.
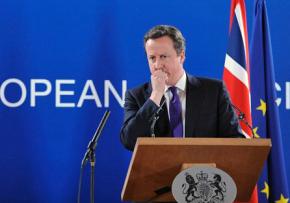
left=235, top=3, right=247, bottom=60
left=242, top=129, right=251, bottom=139
left=224, top=54, right=249, bottom=89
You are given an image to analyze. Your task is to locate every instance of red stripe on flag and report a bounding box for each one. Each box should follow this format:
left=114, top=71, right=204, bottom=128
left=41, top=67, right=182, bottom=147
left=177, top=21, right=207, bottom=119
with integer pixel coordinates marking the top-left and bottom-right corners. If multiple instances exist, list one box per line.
left=223, top=68, right=253, bottom=137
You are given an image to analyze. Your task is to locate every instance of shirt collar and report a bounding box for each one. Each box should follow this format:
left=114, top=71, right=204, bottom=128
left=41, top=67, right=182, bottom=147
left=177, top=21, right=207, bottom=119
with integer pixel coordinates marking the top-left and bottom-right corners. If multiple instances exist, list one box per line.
left=165, top=71, right=187, bottom=92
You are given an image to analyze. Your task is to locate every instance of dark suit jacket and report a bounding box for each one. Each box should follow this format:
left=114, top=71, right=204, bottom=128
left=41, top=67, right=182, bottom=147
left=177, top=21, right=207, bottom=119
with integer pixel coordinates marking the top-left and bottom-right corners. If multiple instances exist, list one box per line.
left=120, top=74, right=244, bottom=151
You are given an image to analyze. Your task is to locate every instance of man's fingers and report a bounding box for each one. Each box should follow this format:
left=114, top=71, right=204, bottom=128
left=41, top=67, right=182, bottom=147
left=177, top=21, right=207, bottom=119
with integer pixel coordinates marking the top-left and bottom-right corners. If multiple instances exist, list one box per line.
left=152, top=70, right=167, bottom=79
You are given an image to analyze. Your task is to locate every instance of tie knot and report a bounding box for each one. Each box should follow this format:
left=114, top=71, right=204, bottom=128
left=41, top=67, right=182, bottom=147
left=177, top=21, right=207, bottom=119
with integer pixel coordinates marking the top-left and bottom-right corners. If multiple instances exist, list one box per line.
left=169, top=86, right=178, bottom=102
left=169, top=86, right=177, bottom=95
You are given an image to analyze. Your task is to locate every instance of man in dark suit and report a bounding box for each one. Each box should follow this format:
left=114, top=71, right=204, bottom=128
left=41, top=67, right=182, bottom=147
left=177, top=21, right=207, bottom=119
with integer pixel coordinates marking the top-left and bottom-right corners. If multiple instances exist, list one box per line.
left=120, top=25, right=244, bottom=151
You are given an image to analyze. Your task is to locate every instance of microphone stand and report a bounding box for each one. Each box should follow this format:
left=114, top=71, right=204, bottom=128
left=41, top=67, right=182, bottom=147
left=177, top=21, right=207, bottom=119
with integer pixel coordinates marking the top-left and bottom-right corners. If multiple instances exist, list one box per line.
left=150, top=99, right=166, bottom=137
left=230, top=103, right=255, bottom=138
left=77, top=110, right=111, bottom=203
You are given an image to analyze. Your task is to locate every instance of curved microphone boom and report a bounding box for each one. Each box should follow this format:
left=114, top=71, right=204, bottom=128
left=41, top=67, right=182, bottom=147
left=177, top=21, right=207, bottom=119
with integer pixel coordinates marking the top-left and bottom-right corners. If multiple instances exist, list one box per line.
left=150, top=98, right=166, bottom=137
left=230, top=103, right=255, bottom=138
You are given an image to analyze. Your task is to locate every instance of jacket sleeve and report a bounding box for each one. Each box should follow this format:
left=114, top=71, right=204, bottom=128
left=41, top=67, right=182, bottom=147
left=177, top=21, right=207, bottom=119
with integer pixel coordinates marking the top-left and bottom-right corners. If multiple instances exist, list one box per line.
left=120, top=90, right=159, bottom=151
left=218, top=82, right=245, bottom=138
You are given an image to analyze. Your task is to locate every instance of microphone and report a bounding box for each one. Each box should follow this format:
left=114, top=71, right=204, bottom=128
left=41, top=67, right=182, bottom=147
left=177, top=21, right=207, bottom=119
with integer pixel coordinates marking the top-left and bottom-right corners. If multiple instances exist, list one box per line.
left=230, top=103, right=255, bottom=138
left=150, top=98, right=166, bottom=137
left=81, top=110, right=111, bottom=167
left=78, top=110, right=111, bottom=203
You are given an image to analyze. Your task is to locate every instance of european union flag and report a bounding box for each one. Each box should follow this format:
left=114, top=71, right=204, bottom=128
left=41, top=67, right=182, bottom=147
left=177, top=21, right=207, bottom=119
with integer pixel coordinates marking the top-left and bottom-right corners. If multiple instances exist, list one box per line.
left=250, top=0, right=289, bottom=202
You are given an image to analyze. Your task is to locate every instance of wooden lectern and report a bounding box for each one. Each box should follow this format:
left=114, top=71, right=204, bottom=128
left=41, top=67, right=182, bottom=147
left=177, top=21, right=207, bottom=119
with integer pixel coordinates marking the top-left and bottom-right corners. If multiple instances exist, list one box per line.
left=121, top=138, right=271, bottom=202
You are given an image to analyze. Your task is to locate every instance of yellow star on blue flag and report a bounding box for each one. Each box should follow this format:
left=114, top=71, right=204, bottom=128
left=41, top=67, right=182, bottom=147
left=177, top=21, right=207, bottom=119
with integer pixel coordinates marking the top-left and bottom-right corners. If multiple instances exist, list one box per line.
left=253, top=127, right=260, bottom=138
left=261, top=181, right=269, bottom=199
left=275, top=194, right=289, bottom=203
left=256, top=99, right=266, bottom=116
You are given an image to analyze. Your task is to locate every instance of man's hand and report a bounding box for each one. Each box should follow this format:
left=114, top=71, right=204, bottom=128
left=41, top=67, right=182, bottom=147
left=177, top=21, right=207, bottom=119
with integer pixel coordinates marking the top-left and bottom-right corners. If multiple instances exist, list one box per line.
left=150, top=69, right=168, bottom=106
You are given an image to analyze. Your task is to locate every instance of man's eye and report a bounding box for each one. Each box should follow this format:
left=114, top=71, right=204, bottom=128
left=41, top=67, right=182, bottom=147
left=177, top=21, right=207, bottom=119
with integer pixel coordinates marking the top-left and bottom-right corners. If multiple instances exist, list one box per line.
left=161, top=55, right=167, bottom=59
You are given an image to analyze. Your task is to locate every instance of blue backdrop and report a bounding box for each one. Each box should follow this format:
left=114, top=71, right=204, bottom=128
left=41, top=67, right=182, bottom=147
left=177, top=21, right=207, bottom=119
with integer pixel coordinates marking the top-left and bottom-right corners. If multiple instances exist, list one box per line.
left=0, top=0, right=289, bottom=202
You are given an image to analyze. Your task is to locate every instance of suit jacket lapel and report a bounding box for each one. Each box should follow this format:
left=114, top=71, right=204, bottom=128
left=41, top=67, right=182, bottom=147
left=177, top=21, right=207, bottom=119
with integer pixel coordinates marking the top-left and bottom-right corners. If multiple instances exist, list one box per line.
left=185, top=75, right=202, bottom=137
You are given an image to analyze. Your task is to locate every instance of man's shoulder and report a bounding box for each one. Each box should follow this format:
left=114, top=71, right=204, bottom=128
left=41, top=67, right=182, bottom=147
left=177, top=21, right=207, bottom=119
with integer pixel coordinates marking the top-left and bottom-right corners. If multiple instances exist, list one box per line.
left=188, top=75, right=223, bottom=88
left=127, top=82, right=151, bottom=95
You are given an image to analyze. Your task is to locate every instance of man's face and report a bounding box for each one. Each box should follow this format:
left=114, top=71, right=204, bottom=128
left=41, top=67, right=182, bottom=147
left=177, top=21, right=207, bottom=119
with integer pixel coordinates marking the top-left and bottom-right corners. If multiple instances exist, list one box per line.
left=145, top=36, right=185, bottom=86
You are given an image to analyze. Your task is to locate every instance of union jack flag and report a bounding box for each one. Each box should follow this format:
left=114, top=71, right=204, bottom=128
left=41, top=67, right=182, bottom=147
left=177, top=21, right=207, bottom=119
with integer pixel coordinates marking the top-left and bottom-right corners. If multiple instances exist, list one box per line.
left=223, top=0, right=258, bottom=202
left=223, top=0, right=252, bottom=138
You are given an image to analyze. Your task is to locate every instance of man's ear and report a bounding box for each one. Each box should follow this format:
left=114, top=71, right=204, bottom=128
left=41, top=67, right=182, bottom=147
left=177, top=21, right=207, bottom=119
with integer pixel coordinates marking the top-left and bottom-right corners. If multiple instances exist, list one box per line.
left=179, top=50, right=185, bottom=64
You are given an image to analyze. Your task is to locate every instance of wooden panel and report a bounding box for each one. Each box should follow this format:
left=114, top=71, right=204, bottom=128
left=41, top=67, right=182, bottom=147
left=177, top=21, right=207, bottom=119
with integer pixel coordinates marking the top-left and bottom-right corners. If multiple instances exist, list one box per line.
left=121, top=138, right=271, bottom=202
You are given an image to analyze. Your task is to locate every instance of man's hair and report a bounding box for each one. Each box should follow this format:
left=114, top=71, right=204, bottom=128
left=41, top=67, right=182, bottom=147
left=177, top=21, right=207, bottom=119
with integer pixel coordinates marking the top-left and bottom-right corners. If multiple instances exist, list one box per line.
left=144, top=25, right=186, bottom=55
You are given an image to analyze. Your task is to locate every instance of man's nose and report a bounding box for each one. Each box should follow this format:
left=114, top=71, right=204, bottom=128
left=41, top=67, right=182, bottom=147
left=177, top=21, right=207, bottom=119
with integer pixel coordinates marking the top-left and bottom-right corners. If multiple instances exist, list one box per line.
left=155, top=58, right=164, bottom=70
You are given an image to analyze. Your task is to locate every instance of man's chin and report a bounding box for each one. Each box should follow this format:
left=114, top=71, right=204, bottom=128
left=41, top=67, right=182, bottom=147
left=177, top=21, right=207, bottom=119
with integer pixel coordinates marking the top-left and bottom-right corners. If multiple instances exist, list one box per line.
left=165, top=80, right=174, bottom=86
